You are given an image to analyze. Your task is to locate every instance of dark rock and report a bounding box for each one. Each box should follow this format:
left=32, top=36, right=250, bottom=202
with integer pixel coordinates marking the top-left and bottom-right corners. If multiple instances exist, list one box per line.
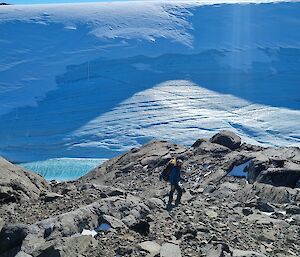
left=174, top=226, right=197, bottom=239
left=130, top=220, right=150, bottom=236
left=246, top=147, right=300, bottom=188
left=242, top=207, right=253, bottom=216
left=209, top=130, right=241, bottom=150
left=256, top=167, right=300, bottom=188
left=43, top=224, right=55, bottom=239
left=191, top=138, right=207, bottom=148
left=0, top=224, right=29, bottom=254
left=256, top=201, right=275, bottom=213
left=285, top=204, right=300, bottom=215
left=246, top=158, right=269, bottom=183
left=41, top=192, right=63, bottom=202
left=116, top=245, right=133, bottom=255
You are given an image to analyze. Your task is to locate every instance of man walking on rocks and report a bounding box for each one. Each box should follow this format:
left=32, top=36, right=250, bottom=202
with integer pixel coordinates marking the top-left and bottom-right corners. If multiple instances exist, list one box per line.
left=161, top=158, right=183, bottom=207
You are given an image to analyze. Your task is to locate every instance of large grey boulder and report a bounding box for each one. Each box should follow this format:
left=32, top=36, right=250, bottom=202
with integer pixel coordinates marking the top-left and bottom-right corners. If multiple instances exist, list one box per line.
left=246, top=147, right=300, bottom=188
left=160, top=243, right=181, bottom=257
left=235, top=182, right=300, bottom=204
left=210, top=130, right=241, bottom=150
left=0, top=157, right=50, bottom=203
left=34, top=235, right=97, bottom=257
left=138, top=241, right=161, bottom=256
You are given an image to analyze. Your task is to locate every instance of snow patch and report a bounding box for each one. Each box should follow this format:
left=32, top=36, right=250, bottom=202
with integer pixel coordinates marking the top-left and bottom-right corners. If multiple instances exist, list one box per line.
left=81, top=229, right=97, bottom=237
left=229, top=160, right=252, bottom=177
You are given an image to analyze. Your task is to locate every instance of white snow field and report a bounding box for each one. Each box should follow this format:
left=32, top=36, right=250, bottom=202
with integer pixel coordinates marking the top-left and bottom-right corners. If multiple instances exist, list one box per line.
left=0, top=1, right=300, bottom=167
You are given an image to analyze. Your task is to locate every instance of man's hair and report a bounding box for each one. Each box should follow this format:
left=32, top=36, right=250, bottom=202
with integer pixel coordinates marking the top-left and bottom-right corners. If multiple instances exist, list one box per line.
left=177, top=159, right=183, bottom=164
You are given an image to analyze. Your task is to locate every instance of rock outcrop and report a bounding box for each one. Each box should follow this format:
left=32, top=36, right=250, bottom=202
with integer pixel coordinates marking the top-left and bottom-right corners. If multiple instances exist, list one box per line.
left=0, top=157, right=50, bottom=203
left=209, top=130, right=242, bottom=150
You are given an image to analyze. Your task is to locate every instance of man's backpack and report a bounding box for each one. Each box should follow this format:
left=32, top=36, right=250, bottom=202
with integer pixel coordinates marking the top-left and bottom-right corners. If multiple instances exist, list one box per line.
left=160, top=158, right=176, bottom=182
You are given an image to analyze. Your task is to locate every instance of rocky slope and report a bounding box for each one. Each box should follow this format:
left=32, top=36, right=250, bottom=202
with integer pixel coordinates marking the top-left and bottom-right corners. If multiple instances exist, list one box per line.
left=0, top=157, right=50, bottom=204
left=0, top=131, right=299, bottom=257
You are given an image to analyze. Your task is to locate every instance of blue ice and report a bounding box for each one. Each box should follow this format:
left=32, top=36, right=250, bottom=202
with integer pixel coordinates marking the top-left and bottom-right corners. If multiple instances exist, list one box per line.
left=228, top=160, right=252, bottom=177
left=20, top=158, right=106, bottom=181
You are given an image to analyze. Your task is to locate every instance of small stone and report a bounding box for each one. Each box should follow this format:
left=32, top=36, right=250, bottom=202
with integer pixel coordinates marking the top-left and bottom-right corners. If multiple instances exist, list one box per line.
left=42, top=192, right=63, bottom=202
left=242, top=207, right=253, bottom=216
left=205, top=210, right=218, bottom=218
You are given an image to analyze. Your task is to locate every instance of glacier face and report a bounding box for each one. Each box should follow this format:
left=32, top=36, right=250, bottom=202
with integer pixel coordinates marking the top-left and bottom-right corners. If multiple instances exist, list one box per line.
left=0, top=1, right=300, bottom=163
left=20, top=158, right=106, bottom=181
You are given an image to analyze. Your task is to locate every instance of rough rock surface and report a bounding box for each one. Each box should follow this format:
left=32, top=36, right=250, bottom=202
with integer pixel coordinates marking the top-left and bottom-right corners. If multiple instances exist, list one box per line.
left=0, top=157, right=50, bottom=203
left=0, top=132, right=299, bottom=257
left=209, top=130, right=242, bottom=150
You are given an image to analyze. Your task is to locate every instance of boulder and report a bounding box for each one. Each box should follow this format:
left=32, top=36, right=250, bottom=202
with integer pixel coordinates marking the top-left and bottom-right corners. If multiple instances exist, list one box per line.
left=41, top=192, right=63, bottom=202
left=138, top=241, right=161, bottom=256
left=246, top=147, right=300, bottom=188
left=255, top=201, right=275, bottom=213
left=192, top=140, right=230, bottom=154
left=160, top=243, right=181, bottom=257
left=209, top=131, right=241, bottom=150
left=235, top=183, right=298, bottom=204
left=146, top=197, right=165, bottom=210
left=122, top=214, right=137, bottom=227
left=0, top=157, right=50, bottom=203
left=102, top=215, right=127, bottom=229
left=256, top=166, right=300, bottom=188
left=33, top=235, right=97, bottom=257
